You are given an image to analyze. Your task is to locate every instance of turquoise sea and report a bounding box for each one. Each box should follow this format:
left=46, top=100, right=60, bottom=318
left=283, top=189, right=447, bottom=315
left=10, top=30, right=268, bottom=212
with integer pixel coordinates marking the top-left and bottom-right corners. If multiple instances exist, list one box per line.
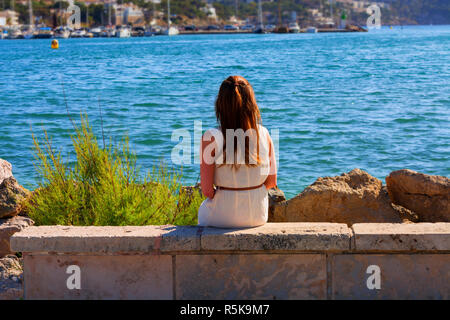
left=0, top=26, right=449, bottom=198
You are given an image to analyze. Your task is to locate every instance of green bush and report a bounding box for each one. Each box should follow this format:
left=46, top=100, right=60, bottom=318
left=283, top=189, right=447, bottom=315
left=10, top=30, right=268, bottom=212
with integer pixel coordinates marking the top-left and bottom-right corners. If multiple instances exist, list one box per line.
left=27, top=114, right=203, bottom=226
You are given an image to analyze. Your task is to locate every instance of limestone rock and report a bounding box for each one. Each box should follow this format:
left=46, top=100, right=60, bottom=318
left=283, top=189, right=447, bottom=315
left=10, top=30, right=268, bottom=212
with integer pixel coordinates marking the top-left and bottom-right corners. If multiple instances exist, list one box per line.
left=268, top=187, right=286, bottom=222
left=391, top=203, right=418, bottom=223
left=268, top=187, right=286, bottom=203
left=386, top=169, right=450, bottom=222
left=0, top=159, right=13, bottom=186
left=0, top=255, right=23, bottom=300
left=0, top=216, right=34, bottom=257
left=273, top=169, right=411, bottom=225
left=0, top=177, right=31, bottom=219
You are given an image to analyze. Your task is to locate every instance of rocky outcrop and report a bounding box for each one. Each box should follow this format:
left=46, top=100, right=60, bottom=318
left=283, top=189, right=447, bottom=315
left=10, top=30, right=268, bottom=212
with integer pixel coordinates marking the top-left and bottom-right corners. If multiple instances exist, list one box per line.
left=386, top=170, right=450, bottom=222
left=0, top=159, right=13, bottom=185
left=1, top=216, right=34, bottom=257
left=0, top=255, right=23, bottom=300
left=268, top=187, right=286, bottom=221
left=0, top=177, right=31, bottom=219
left=270, top=169, right=417, bottom=225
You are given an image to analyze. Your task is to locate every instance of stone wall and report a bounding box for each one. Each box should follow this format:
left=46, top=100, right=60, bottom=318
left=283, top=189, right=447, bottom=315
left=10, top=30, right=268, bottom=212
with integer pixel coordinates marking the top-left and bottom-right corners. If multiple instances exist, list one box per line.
left=11, top=223, right=450, bottom=300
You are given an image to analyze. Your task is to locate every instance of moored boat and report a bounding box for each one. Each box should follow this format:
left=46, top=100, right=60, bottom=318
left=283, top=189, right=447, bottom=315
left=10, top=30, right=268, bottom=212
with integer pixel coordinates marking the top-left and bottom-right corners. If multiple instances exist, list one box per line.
left=288, top=22, right=300, bottom=33
left=71, top=29, right=86, bottom=38
left=163, top=26, right=179, bottom=36
left=23, top=0, right=34, bottom=39
left=164, top=0, right=179, bottom=36
left=23, top=30, right=34, bottom=39
left=253, top=27, right=267, bottom=34
left=90, top=27, right=102, bottom=37
left=35, top=27, right=53, bottom=39
left=102, top=27, right=116, bottom=37
left=144, top=26, right=160, bottom=36
left=54, top=27, right=70, bottom=38
left=116, top=26, right=131, bottom=38
left=6, top=28, right=23, bottom=39
left=254, top=0, right=266, bottom=34
left=132, top=26, right=145, bottom=37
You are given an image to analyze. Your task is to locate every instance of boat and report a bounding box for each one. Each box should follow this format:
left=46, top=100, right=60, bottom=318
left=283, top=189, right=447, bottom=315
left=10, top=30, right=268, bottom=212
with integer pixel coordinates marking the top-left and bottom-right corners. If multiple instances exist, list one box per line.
left=90, top=27, right=102, bottom=37
left=23, top=0, right=34, bottom=39
left=54, top=27, right=70, bottom=38
left=273, top=26, right=289, bottom=33
left=163, top=0, right=179, bottom=36
left=102, top=27, right=116, bottom=37
left=116, top=26, right=131, bottom=38
left=71, top=29, right=86, bottom=38
left=21, top=23, right=35, bottom=39
left=164, top=26, right=179, bottom=36
left=145, top=25, right=160, bottom=36
left=306, top=26, right=318, bottom=33
left=288, top=22, right=300, bottom=33
left=253, top=0, right=267, bottom=34
left=253, top=27, right=267, bottom=34
left=132, top=26, right=145, bottom=37
left=23, top=31, right=34, bottom=39
left=35, top=27, right=53, bottom=38
left=265, top=24, right=276, bottom=32
left=6, top=28, right=23, bottom=39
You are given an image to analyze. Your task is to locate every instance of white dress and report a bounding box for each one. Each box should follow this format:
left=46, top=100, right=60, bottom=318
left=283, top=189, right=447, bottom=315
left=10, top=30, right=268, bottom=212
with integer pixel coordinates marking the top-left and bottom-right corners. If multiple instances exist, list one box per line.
left=198, top=125, right=272, bottom=228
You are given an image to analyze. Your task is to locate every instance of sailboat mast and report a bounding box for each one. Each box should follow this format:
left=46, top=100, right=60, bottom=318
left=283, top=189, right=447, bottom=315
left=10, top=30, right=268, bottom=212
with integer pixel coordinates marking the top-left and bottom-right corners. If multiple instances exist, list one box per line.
left=167, top=0, right=171, bottom=28
left=28, top=0, right=33, bottom=28
left=86, top=4, right=89, bottom=27
left=329, top=0, right=333, bottom=19
left=108, top=0, right=111, bottom=25
left=257, top=0, right=263, bottom=28
left=277, top=0, right=281, bottom=27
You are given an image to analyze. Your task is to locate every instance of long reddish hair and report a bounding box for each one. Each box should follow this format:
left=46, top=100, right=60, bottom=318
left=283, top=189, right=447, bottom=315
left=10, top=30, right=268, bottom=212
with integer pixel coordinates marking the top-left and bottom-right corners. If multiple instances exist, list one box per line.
left=215, top=76, right=261, bottom=167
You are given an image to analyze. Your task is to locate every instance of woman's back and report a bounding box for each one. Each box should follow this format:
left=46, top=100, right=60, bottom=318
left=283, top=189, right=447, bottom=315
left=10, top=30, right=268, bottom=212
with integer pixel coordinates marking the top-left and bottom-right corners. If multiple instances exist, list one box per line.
left=198, top=75, right=277, bottom=228
left=198, top=125, right=273, bottom=228
left=214, top=125, right=271, bottom=188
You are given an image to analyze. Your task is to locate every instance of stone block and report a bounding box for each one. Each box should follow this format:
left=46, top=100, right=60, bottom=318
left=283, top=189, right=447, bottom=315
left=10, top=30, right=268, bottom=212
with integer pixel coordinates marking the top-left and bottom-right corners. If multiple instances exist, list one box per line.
left=23, top=254, right=173, bottom=299
left=352, top=223, right=450, bottom=251
left=332, top=254, right=450, bottom=299
left=201, top=223, right=351, bottom=251
left=176, top=254, right=326, bottom=299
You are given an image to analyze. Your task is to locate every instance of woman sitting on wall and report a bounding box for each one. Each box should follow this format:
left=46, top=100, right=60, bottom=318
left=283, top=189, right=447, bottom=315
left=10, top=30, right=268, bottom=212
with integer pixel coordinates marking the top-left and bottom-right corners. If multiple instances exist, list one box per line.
left=198, top=75, right=277, bottom=228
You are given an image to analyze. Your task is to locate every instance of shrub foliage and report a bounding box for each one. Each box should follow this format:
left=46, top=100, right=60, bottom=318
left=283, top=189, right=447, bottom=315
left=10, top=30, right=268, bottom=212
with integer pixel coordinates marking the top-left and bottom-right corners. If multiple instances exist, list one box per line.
left=27, top=115, right=203, bottom=226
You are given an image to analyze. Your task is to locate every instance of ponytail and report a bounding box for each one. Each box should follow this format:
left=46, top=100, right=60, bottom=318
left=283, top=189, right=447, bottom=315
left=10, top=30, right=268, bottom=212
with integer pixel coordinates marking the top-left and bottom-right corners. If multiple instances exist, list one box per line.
left=215, top=76, right=262, bottom=168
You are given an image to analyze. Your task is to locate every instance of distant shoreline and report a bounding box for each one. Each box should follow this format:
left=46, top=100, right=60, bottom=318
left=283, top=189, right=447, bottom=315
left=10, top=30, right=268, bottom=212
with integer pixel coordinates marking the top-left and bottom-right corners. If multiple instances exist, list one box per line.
left=179, top=28, right=366, bottom=35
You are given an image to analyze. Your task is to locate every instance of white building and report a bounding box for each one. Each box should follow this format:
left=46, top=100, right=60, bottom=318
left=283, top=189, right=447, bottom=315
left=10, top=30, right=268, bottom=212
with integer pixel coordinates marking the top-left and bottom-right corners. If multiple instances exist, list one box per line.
left=112, top=4, right=145, bottom=25
left=0, top=10, right=19, bottom=26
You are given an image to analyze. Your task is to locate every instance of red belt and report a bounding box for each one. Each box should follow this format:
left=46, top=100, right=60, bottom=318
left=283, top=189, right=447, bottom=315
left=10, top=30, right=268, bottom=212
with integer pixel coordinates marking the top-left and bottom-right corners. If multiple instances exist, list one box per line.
left=215, top=183, right=264, bottom=191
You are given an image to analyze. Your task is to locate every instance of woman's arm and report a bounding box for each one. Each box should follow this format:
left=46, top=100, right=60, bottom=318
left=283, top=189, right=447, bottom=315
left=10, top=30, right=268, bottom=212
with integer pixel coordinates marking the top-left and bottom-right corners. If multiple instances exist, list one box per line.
left=264, top=133, right=277, bottom=190
left=200, top=134, right=216, bottom=199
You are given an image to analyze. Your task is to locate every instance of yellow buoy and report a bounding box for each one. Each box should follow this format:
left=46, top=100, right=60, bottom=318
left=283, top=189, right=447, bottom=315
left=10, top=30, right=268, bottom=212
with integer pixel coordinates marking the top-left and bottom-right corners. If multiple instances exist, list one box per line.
left=51, top=39, right=59, bottom=49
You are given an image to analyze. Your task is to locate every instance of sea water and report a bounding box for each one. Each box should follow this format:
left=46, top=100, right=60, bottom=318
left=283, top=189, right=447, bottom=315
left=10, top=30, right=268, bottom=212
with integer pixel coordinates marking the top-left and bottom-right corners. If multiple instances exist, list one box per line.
left=0, top=25, right=449, bottom=198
